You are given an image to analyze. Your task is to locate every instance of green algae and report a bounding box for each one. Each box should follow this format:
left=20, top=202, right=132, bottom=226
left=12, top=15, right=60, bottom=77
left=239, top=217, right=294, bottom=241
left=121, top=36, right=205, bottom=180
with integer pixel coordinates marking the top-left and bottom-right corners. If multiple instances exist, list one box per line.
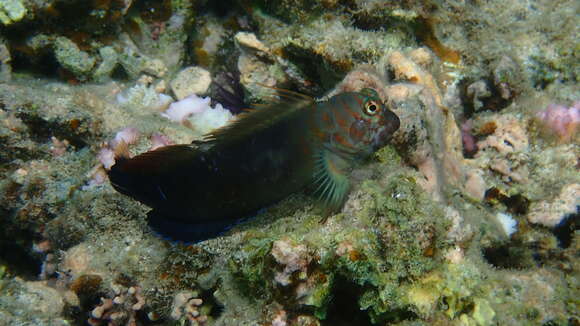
left=227, top=161, right=453, bottom=323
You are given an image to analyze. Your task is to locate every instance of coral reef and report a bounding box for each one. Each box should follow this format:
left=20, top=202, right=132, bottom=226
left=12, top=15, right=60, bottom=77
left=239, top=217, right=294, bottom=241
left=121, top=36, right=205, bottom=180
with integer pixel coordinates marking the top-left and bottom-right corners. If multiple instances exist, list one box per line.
left=0, top=1, right=578, bottom=325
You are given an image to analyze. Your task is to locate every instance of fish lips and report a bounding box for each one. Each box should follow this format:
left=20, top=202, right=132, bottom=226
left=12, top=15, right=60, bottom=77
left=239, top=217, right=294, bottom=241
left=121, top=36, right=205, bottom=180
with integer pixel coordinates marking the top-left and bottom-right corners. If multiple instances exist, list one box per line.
left=373, top=109, right=401, bottom=149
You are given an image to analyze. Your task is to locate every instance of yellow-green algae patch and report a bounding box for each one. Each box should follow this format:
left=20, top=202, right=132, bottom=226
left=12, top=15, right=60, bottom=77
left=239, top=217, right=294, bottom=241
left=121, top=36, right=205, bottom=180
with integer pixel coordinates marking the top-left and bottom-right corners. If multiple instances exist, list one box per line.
left=230, top=154, right=454, bottom=323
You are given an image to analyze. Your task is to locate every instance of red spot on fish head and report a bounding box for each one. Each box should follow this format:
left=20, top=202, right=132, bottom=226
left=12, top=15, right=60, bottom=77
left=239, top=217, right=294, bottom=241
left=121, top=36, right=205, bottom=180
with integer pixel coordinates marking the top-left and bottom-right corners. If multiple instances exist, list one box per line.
left=320, top=111, right=334, bottom=129
left=332, top=132, right=354, bottom=149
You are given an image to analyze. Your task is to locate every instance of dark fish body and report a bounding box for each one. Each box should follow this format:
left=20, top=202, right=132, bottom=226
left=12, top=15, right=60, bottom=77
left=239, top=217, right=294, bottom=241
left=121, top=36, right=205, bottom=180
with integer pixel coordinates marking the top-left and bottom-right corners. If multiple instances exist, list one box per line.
left=108, top=89, right=400, bottom=242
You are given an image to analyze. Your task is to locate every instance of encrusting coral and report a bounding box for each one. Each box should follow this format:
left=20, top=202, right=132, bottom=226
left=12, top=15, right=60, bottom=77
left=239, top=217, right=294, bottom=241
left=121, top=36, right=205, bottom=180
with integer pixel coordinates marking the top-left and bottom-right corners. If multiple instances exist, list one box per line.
left=536, top=102, right=580, bottom=143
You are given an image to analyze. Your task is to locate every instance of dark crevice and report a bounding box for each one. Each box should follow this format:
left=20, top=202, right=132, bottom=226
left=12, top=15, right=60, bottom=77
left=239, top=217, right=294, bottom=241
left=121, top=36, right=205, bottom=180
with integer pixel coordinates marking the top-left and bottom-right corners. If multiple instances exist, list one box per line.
left=17, top=112, right=90, bottom=149
left=202, top=286, right=224, bottom=320
left=0, top=210, right=43, bottom=280
left=484, top=188, right=530, bottom=215
left=552, top=211, right=579, bottom=249
left=482, top=242, right=535, bottom=269
left=323, top=277, right=373, bottom=326
left=198, top=0, right=244, bottom=18
left=110, top=64, right=131, bottom=82
left=0, top=136, right=47, bottom=170
left=9, top=48, right=61, bottom=78
left=281, top=43, right=344, bottom=97
left=321, top=276, right=418, bottom=326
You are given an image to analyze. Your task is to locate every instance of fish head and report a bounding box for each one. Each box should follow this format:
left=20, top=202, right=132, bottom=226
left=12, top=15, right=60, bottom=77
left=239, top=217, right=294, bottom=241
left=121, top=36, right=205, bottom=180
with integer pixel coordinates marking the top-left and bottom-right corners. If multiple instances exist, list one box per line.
left=356, top=88, right=400, bottom=150
left=319, top=88, right=400, bottom=159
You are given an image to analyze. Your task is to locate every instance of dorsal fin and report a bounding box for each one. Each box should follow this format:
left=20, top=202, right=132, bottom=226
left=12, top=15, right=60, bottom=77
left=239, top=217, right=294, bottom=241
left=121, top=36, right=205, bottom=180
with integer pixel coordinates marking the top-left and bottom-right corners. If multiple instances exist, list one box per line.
left=112, top=144, right=197, bottom=174
left=204, top=89, right=314, bottom=145
left=255, top=82, right=314, bottom=102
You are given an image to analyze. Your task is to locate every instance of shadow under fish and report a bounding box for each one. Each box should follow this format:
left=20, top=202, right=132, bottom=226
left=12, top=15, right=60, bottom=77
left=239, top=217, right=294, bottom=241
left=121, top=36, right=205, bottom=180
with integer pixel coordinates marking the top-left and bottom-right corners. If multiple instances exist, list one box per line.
left=108, top=88, right=400, bottom=243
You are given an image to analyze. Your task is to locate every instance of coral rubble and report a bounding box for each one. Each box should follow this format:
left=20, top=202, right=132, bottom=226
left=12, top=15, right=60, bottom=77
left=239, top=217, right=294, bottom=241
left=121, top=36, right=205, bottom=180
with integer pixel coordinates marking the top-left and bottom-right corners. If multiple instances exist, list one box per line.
left=0, top=0, right=578, bottom=325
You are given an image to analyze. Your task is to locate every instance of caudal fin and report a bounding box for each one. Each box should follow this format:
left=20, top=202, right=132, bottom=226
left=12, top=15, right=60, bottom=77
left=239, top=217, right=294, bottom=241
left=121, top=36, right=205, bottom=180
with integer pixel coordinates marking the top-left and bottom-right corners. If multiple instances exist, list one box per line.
left=107, top=144, right=197, bottom=208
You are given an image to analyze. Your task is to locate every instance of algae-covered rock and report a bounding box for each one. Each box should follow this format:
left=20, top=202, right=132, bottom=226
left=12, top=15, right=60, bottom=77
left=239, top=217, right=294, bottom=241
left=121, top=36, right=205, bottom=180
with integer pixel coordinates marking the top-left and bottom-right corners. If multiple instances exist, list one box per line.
left=0, top=278, right=69, bottom=326
left=0, top=1, right=578, bottom=325
left=0, top=0, right=26, bottom=25
left=228, top=167, right=452, bottom=323
left=54, top=37, right=96, bottom=77
left=93, top=46, right=118, bottom=82
left=171, top=66, right=212, bottom=99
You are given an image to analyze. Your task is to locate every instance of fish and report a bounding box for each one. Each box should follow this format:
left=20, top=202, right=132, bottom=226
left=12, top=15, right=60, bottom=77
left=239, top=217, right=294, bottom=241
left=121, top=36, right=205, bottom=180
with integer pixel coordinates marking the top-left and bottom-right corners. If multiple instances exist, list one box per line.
left=107, top=88, right=400, bottom=242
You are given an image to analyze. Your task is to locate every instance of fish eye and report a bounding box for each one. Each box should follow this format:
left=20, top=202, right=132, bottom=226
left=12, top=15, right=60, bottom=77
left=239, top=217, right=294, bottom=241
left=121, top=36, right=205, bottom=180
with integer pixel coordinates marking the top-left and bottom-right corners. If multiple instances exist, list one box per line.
left=364, top=100, right=380, bottom=115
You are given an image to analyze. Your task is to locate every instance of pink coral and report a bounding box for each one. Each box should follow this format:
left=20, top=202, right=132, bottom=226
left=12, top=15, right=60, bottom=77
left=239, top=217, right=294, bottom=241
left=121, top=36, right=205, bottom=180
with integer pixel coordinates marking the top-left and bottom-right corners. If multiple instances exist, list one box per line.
left=98, top=127, right=140, bottom=170
left=111, top=127, right=140, bottom=148
left=170, top=291, right=208, bottom=325
left=161, top=95, right=210, bottom=123
left=150, top=133, right=174, bottom=151
left=88, top=285, right=146, bottom=326
left=536, top=102, right=580, bottom=142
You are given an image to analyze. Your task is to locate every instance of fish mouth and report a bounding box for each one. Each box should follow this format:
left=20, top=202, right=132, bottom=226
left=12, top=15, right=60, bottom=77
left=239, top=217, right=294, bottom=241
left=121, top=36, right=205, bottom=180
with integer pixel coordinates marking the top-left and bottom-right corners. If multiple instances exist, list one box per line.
left=384, top=109, right=401, bottom=134
left=373, top=109, right=400, bottom=148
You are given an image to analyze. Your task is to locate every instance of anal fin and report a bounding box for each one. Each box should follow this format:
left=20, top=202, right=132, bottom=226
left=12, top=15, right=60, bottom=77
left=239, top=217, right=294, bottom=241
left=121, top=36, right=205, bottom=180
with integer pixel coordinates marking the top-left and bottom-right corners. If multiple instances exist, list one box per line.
left=147, top=210, right=242, bottom=244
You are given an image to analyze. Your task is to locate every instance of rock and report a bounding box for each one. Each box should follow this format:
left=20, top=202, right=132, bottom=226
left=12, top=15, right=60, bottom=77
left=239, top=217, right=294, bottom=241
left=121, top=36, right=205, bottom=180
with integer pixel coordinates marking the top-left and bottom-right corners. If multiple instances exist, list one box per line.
left=527, top=183, right=580, bottom=227
left=493, top=56, right=518, bottom=100
left=235, top=32, right=270, bottom=53
left=464, top=169, right=487, bottom=201
left=385, top=49, right=466, bottom=200
left=54, top=37, right=96, bottom=77
left=237, top=53, right=287, bottom=100
left=192, top=19, right=226, bottom=68
left=23, top=281, right=66, bottom=315
left=0, top=0, right=26, bottom=25
left=93, top=46, right=118, bottom=81
left=0, top=278, right=69, bottom=326
left=467, top=80, right=492, bottom=112
left=271, top=239, right=311, bottom=286
left=0, top=39, right=11, bottom=82
left=142, top=58, right=167, bottom=78
left=170, top=66, right=211, bottom=100
left=476, top=114, right=529, bottom=153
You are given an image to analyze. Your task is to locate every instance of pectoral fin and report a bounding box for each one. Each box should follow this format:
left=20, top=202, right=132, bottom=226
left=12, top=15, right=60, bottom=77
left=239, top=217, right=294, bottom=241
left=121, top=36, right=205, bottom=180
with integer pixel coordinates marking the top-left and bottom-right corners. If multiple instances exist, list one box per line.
left=312, top=148, right=352, bottom=212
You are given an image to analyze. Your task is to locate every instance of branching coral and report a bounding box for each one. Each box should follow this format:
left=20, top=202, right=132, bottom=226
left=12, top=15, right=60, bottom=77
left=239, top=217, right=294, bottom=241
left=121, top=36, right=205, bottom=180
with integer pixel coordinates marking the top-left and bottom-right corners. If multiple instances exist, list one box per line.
left=170, top=291, right=209, bottom=325
left=88, top=284, right=146, bottom=326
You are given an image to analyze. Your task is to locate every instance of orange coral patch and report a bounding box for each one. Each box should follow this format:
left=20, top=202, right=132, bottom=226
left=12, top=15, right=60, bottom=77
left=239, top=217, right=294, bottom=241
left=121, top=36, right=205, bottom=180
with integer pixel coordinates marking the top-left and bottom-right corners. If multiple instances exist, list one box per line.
left=416, top=18, right=461, bottom=64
